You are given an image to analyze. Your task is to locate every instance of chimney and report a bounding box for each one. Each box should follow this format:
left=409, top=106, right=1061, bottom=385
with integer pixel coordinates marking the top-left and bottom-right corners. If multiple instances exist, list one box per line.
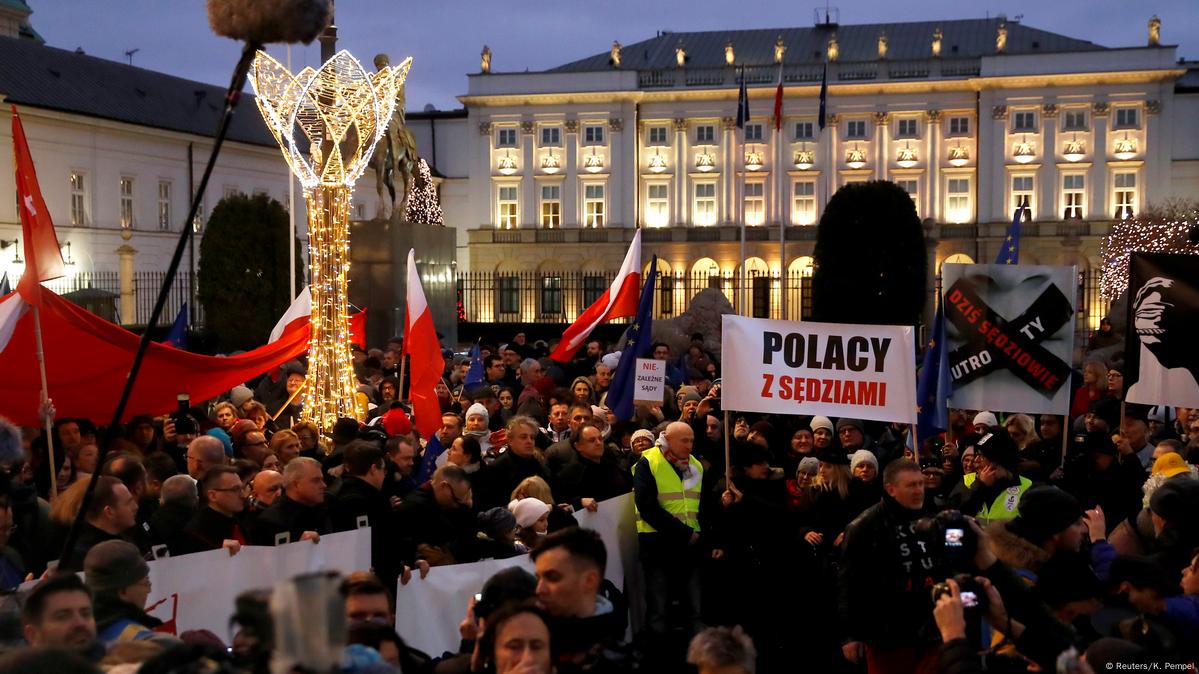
left=319, top=0, right=337, bottom=62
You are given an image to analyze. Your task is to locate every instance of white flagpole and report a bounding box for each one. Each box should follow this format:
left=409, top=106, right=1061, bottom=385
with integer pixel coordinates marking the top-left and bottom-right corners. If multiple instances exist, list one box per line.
left=287, top=45, right=297, bottom=300
left=31, top=302, right=57, bottom=501
left=777, top=62, right=786, bottom=319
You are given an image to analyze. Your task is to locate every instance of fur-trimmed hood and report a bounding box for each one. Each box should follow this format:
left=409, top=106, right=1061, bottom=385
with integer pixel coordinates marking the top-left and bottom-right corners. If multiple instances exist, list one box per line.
left=986, top=520, right=1051, bottom=577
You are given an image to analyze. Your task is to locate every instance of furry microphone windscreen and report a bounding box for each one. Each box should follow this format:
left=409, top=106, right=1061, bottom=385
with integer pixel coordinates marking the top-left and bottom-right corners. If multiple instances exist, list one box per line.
left=207, top=0, right=332, bottom=45
left=0, top=417, right=22, bottom=465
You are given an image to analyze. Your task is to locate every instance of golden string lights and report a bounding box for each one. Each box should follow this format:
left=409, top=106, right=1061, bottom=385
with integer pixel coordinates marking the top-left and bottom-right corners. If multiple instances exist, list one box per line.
left=1100, top=205, right=1199, bottom=299
left=250, top=49, right=413, bottom=433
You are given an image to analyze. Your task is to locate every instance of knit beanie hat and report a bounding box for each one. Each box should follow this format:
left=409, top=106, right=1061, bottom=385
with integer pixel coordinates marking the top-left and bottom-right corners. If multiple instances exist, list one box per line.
left=679, top=387, right=702, bottom=404
left=1009, top=485, right=1084, bottom=543
left=477, top=507, right=517, bottom=540
left=850, top=449, right=878, bottom=473
left=975, top=429, right=1020, bottom=474
left=84, top=540, right=150, bottom=593
left=972, top=411, right=999, bottom=429
left=600, top=352, right=621, bottom=370
left=509, top=498, right=551, bottom=528
left=206, top=428, right=234, bottom=457
left=230, top=385, right=253, bottom=408
left=797, top=457, right=820, bottom=475
left=466, top=403, right=490, bottom=424
left=810, top=416, right=834, bottom=434
left=381, top=407, right=413, bottom=437
left=835, top=418, right=864, bottom=435
left=631, top=429, right=655, bottom=446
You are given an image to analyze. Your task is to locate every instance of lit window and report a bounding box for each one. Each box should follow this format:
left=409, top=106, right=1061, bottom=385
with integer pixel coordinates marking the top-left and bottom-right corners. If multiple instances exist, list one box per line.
left=845, top=120, right=867, bottom=139
left=69, top=171, right=87, bottom=226
left=540, top=185, right=560, bottom=228
left=497, top=185, right=518, bottom=229
left=947, top=178, right=971, bottom=222
left=794, top=121, right=814, bottom=140
left=695, top=125, right=715, bottom=144
left=694, top=183, right=717, bottom=226
left=1063, top=174, right=1085, bottom=219
left=120, top=177, right=135, bottom=229
left=192, top=196, right=205, bottom=233
left=584, top=184, right=605, bottom=227
left=540, top=127, right=561, bottom=147
left=896, top=119, right=919, bottom=138
left=497, top=128, right=518, bottom=147
left=648, top=126, right=668, bottom=145
left=583, top=125, right=605, bottom=145
left=1012, top=111, right=1037, bottom=133
left=540, top=276, right=563, bottom=315
left=744, top=182, right=764, bottom=226
left=1114, top=172, right=1136, bottom=219
left=792, top=180, right=816, bottom=225
left=1114, top=108, right=1139, bottom=130
left=744, top=123, right=763, bottom=142
left=1011, top=175, right=1034, bottom=220
left=157, top=180, right=172, bottom=231
left=948, top=117, right=970, bottom=136
left=1063, top=110, right=1087, bottom=132
left=647, top=184, right=669, bottom=227
left=896, top=179, right=918, bottom=214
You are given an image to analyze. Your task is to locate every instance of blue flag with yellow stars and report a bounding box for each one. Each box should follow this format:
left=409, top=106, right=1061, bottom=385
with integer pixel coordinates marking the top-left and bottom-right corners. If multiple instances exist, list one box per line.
left=916, top=307, right=950, bottom=441
left=995, top=205, right=1025, bottom=265
left=607, top=255, right=658, bottom=421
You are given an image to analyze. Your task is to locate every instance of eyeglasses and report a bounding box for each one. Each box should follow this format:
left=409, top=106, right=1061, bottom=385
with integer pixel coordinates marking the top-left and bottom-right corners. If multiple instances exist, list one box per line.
left=209, top=486, right=243, bottom=494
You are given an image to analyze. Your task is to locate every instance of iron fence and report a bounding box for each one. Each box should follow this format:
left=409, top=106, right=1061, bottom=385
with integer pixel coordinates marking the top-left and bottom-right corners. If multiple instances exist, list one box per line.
left=457, top=269, right=815, bottom=324
left=36, top=270, right=204, bottom=329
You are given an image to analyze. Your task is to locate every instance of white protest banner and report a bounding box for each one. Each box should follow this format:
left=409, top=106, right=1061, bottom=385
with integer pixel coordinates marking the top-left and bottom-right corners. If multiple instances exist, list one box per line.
left=942, top=263, right=1076, bottom=415
left=721, top=315, right=917, bottom=424
left=142, top=529, right=372, bottom=639
left=633, top=359, right=665, bottom=402
left=395, top=493, right=641, bottom=655
left=395, top=556, right=535, bottom=657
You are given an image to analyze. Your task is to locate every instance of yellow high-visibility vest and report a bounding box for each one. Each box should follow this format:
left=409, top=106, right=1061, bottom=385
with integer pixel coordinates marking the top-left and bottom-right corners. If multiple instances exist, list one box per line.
left=633, top=445, right=702, bottom=534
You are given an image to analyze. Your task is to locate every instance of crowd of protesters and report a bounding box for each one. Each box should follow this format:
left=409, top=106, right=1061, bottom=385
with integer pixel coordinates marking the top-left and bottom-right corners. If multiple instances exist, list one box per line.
left=0, top=328, right=1197, bottom=674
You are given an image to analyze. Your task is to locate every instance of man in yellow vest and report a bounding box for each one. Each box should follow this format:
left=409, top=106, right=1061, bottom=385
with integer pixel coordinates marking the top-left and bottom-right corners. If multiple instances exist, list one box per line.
left=633, top=420, right=705, bottom=640
left=956, top=429, right=1031, bottom=525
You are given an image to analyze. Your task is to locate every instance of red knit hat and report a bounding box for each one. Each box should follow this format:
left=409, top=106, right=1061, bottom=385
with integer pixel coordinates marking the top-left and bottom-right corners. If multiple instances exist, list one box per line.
left=381, top=407, right=413, bottom=437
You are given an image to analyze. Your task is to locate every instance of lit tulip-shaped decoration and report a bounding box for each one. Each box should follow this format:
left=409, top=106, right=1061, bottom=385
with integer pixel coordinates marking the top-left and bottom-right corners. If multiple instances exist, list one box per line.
left=250, top=49, right=413, bottom=434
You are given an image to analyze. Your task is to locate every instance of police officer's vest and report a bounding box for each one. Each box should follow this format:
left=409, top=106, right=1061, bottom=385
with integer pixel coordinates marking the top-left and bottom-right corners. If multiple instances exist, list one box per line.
left=962, top=473, right=1032, bottom=523
left=633, top=445, right=702, bottom=534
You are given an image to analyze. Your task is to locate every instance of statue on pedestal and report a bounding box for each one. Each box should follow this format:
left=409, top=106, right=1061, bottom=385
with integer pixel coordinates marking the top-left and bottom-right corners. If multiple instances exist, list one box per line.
left=371, top=53, right=419, bottom=221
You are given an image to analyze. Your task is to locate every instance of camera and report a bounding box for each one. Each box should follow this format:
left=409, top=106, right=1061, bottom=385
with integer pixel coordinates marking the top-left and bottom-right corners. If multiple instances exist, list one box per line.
left=913, top=510, right=977, bottom=572
left=931, top=573, right=988, bottom=612
left=172, top=393, right=195, bottom=436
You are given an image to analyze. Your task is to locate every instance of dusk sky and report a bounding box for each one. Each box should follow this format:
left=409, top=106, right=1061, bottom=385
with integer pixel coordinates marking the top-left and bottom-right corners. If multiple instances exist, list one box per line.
left=27, top=1, right=1199, bottom=111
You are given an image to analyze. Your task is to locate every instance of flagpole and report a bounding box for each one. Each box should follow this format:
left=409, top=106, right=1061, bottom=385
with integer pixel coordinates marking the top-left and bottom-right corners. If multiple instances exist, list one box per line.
left=723, top=409, right=732, bottom=486
left=31, top=304, right=57, bottom=501
left=287, top=44, right=297, bottom=301
left=776, top=61, right=786, bottom=319
left=398, top=337, right=408, bottom=403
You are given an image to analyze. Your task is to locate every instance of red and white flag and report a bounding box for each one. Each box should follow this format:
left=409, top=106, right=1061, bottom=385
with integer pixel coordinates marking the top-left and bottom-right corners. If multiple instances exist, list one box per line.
left=11, top=106, right=65, bottom=300
left=549, top=229, right=642, bottom=362
left=404, top=249, right=444, bottom=439
left=268, top=286, right=366, bottom=348
left=772, top=63, right=784, bottom=132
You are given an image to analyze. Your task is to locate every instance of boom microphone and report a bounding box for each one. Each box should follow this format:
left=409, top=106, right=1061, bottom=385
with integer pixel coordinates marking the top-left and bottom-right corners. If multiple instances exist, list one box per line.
left=207, top=0, right=332, bottom=45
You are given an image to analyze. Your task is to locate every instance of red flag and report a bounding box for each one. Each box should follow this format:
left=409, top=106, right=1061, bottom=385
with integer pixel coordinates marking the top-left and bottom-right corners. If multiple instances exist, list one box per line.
left=404, top=249, right=443, bottom=439
left=11, top=106, right=65, bottom=300
left=772, top=64, right=784, bottom=132
left=549, top=229, right=641, bottom=362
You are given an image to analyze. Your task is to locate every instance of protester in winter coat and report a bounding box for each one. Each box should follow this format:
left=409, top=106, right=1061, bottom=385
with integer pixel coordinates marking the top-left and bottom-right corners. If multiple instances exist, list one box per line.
left=83, top=540, right=178, bottom=646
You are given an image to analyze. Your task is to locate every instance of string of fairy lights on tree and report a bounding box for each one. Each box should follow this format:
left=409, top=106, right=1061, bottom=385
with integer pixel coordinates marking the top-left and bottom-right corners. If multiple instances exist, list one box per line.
left=250, top=49, right=412, bottom=433
left=405, top=158, right=444, bottom=226
left=1100, top=201, right=1199, bottom=299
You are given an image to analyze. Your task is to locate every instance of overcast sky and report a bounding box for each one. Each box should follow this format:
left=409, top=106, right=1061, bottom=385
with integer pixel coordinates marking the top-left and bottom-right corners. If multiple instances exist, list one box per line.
left=28, top=1, right=1199, bottom=111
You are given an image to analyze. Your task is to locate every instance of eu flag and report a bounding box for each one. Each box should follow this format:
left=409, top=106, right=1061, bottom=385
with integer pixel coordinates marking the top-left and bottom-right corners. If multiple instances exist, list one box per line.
left=464, top=340, right=484, bottom=387
left=735, top=67, right=749, bottom=130
left=607, top=256, right=658, bottom=421
left=916, top=307, right=950, bottom=440
left=817, top=64, right=828, bottom=131
left=413, top=433, right=444, bottom=485
left=995, top=205, right=1025, bottom=265
left=163, top=302, right=188, bottom=350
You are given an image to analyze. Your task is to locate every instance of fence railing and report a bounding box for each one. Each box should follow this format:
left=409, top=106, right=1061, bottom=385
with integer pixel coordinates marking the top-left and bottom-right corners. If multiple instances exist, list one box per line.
left=36, top=271, right=204, bottom=329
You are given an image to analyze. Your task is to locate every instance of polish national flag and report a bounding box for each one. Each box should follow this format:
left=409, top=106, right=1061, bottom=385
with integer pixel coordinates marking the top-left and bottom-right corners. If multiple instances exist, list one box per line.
left=772, top=63, right=784, bottom=132
left=404, top=249, right=444, bottom=439
left=549, top=229, right=642, bottom=362
left=12, top=106, right=66, bottom=300
left=268, top=286, right=366, bottom=348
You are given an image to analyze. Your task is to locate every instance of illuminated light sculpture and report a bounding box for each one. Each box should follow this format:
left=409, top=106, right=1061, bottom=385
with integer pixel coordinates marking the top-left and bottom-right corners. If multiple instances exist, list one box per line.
left=541, top=153, right=561, bottom=174
left=846, top=147, right=867, bottom=169
left=647, top=152, right=667, bottom=173
left=1100, top=206, right=1199, bottom=299
left=695, top=152, right=715, bottom=172
left=896, top=146, right=918, bottom=168
left=1013, top=141, right=1036, bottom=164
left=1114, top=137, right=1137, bottom=161
left=250, top=49, right=413, bottom=433
left=793, top=150, right=814, bottom=170
left=1063, top=139, right=1085, bottom=162
left=948, top=145, right=970, bottom=167
left=583, top=152, right=604, bottom=173
left=497, top=153, right=518, bottom=175
left=744, top=151, right=763, bottom=171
